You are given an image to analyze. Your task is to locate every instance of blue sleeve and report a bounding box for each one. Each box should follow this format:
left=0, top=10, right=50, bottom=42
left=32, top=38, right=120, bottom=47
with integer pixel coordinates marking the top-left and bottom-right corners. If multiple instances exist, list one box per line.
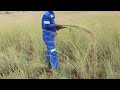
left=43, top=15, right=55, bottom=29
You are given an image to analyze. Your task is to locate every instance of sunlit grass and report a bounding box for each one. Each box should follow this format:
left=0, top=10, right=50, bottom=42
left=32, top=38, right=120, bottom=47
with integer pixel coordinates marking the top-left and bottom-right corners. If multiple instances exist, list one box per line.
left=0, top=11, right=120, bottom=79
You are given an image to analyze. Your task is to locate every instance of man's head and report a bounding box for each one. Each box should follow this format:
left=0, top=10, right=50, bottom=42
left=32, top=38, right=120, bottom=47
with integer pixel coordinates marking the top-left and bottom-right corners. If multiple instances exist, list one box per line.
left=48, top=11, right=54, bottom=14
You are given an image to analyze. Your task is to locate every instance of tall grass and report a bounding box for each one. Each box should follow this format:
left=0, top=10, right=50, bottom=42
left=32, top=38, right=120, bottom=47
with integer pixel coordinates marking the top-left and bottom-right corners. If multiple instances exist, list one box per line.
left=0, top=11, right=120, bottom=79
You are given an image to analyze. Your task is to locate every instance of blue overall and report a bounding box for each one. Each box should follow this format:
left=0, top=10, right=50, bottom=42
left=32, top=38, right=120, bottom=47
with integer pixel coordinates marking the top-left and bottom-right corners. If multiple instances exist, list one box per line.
left=42, top=11, right=59, bottom=70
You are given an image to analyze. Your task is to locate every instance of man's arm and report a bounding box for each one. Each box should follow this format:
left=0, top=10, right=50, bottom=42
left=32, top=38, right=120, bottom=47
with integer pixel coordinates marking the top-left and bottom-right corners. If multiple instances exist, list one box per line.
left=43, top=15, right=65, bottom=30
left=43, top=15, right=55, bottom=29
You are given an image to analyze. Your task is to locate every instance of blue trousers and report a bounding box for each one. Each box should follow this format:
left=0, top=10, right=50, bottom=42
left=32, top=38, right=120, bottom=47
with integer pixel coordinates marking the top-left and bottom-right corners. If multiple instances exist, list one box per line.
left=42, top=31, right=59, bottom=70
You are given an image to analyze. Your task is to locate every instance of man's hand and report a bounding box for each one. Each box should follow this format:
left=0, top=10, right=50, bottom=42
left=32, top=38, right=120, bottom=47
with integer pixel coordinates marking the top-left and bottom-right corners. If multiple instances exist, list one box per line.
left=54, top=24, right=66, bottom=30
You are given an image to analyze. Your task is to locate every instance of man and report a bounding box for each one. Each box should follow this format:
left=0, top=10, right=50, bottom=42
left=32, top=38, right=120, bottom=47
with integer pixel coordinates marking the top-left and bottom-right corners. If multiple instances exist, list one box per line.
left=42, top=11, right=64, bottom=70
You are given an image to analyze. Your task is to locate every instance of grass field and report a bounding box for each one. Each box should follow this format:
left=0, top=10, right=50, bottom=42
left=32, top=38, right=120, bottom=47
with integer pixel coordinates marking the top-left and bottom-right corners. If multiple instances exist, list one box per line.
left=0, top=11, right=120, bottom=79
